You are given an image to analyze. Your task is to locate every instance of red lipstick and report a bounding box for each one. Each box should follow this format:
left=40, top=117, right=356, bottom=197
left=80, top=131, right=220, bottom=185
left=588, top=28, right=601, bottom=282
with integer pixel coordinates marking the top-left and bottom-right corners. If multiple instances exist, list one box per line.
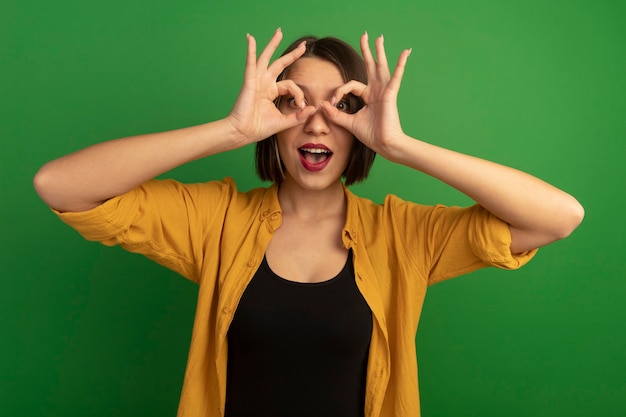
left=298, top=143, right=333, bottom=172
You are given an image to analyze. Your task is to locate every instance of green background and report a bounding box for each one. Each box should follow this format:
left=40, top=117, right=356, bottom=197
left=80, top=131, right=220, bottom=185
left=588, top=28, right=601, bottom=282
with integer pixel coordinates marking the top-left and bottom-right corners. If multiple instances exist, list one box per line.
left=3, top=0, right=625, bottom=416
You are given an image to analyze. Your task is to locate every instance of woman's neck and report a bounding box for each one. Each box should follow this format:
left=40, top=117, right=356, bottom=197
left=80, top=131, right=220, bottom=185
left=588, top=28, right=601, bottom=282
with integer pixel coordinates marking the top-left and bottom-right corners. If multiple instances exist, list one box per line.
left=277, top=179, right=346, bottom=221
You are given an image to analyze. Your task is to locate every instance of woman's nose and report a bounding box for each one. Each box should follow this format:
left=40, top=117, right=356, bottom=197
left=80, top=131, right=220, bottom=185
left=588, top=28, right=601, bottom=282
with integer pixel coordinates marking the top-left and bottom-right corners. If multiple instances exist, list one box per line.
left=304, top=107, right=330, bottom=136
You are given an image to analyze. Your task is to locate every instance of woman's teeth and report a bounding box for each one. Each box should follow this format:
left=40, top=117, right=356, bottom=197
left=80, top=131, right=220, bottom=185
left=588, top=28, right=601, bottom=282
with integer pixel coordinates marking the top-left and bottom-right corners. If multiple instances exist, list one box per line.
left=299, top=148, right=331, bottom=163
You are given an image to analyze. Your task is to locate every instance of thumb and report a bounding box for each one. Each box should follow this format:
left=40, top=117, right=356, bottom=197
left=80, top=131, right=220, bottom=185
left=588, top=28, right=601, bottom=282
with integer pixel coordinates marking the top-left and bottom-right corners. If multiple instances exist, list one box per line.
left=320, top=102, right=354, bottom=132
left=279, top=105, right=317, bottom=131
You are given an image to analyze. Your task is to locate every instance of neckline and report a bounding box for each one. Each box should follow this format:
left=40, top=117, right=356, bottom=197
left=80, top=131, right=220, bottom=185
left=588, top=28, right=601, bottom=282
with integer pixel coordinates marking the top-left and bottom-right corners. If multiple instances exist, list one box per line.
left=261, top=250, right=353, bottom=287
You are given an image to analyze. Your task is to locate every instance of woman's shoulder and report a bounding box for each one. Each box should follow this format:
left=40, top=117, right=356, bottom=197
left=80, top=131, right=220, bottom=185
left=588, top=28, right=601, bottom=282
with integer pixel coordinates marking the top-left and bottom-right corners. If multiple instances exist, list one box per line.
left=143, top=177, right=273, bottom=200
left=344, top=186, right=438, bottom=213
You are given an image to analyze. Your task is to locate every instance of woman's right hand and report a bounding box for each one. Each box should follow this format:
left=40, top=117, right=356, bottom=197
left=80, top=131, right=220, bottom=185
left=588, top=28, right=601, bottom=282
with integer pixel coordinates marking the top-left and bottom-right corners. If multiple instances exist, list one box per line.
left=227, top=29, right=316, bottom=145
left=34, top=29, right=314, bottom=212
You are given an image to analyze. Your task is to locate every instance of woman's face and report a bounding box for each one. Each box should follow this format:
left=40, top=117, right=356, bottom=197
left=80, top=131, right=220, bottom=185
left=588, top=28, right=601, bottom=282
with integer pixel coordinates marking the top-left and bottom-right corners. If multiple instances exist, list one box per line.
left=276, top=57, right=354, bottom=192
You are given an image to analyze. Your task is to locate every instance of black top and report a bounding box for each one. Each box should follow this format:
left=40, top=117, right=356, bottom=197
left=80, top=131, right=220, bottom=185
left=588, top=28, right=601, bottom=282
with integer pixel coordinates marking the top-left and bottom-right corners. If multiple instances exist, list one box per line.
left=225, top=250, right=372, bottom=417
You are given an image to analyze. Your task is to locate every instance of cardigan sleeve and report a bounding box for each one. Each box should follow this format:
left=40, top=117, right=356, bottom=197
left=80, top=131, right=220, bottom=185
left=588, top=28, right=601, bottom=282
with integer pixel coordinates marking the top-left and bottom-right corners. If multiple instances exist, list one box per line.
left=53, top=178, right=236, bottom=283
left=386, top=196, right=537, bottom=285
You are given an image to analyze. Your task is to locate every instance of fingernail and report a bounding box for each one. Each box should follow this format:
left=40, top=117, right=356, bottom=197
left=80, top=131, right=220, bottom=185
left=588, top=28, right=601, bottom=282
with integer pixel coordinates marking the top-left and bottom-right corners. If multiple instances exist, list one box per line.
left=408, top=48, right=413, bottom=56
left=330, top=96, right=336, bottom=105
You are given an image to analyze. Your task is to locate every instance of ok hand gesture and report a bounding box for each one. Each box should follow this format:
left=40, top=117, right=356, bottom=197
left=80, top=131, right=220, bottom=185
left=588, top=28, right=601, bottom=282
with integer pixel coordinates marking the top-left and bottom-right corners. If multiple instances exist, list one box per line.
left=320, top=33, right=412, bottom=160
left=227, top=29, right=316, bottom=146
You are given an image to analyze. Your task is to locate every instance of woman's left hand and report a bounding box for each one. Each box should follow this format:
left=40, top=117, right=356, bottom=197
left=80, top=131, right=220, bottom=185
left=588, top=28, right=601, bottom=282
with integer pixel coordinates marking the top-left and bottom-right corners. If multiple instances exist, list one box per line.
left=320, top=32, right=412, bottom=160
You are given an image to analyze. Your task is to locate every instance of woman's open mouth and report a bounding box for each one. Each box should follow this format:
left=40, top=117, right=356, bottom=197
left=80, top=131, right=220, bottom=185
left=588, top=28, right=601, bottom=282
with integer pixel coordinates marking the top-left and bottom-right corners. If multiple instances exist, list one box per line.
left=298, top=145, right=333, bottom=172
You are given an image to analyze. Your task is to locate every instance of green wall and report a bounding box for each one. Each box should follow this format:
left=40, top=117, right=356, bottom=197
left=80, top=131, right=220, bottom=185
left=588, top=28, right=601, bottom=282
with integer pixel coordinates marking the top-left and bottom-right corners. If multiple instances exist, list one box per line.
left=3, top=0, right=625, bottom=416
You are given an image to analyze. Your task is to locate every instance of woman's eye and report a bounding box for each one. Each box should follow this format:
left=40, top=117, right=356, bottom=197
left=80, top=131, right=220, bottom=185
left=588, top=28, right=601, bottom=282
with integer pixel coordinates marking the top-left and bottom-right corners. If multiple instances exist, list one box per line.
left=335, top=100, right=350, bottom=112
left=287, top=97, right=306, bottom=109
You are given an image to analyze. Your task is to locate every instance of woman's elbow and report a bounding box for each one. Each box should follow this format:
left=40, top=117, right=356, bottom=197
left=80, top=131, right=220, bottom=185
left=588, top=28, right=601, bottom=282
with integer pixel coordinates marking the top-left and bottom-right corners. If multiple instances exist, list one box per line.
left=33, top=164, right=56, bottom=206
left=33, top=163, right=77, bottom=212
left=555, top=196, right=585, bottom=240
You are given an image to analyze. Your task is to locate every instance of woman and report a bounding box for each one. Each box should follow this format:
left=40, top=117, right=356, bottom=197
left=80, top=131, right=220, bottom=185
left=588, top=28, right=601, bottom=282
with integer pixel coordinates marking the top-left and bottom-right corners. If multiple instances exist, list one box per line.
left=34, top=28, right=584, bottom=417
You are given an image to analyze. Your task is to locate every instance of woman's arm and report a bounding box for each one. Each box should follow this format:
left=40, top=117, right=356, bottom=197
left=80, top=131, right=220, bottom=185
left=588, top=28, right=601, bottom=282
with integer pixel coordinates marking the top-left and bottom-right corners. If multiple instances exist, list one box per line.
left=383, top=137, right=584, bottom=254
left=323, top=32, right=584, bottom=253
left=34, top=120, right=244, bottom=212
left=34, top=29, right=316, bottom=213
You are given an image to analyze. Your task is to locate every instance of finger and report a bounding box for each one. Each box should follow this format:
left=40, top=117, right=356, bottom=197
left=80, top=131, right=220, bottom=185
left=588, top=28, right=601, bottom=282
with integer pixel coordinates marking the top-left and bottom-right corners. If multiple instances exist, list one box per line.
left=280, top=105, right=317, bottom=129
left=375, top=34, right=390, bottom=81
left=293, top=106, right=317, bottom=123
left=257, top=28, right=283, bottom=68
left=388, top=48, right=412, bottom=93
left=319, top=101, right=354, bottom=131
left=276, top=79, right=306, bottom=108
left=243, top=33, right=257, bottom=84
left=331, top=80, right=369, bottom=105
left=360, top=32, right=377, bottom=79
left=268, top=40, right=307, bottom=78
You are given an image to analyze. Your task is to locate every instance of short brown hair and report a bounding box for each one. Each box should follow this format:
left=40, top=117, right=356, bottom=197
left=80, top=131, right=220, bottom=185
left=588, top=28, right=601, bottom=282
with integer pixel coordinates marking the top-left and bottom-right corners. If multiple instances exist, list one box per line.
left=255, top=36, right=376, bottom=185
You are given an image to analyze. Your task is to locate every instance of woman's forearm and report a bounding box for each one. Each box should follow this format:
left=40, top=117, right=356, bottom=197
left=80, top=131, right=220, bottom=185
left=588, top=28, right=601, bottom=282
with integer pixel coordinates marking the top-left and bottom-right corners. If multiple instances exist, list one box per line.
left=34, top=31, right=317, bottom=213
left=384, top=135, right=585, bottom=253
left=33, top=118, right=245, bottom=213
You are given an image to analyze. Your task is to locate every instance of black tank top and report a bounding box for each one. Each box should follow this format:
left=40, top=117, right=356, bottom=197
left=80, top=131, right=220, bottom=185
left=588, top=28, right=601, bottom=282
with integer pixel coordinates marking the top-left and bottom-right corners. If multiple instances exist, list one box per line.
left=225, top=250, right=372, bottom=417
